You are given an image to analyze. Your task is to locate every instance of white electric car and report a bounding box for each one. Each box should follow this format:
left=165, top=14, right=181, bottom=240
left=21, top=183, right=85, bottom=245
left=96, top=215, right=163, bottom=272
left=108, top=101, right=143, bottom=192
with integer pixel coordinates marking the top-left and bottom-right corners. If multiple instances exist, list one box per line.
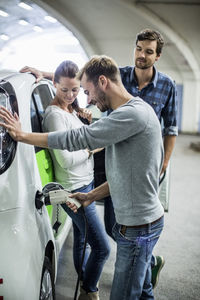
left=0, top=71, right=72, bottom=300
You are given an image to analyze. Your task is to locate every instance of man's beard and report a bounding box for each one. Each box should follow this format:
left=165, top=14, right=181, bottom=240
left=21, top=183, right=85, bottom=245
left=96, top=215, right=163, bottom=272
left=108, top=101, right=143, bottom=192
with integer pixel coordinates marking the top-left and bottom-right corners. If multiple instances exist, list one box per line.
left=96, top=89, right=109, bottom=112
left=135, top=59, right=153, bottom=70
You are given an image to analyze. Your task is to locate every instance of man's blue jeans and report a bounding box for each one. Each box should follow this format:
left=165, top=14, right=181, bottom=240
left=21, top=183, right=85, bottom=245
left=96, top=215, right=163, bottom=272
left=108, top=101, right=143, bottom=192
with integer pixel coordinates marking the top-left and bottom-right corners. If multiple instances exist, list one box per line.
left=110, top=216, right=164, bottom=300
left=62, top=181, right=110, bottom=292
left=104, top=196, right=157, bottom=269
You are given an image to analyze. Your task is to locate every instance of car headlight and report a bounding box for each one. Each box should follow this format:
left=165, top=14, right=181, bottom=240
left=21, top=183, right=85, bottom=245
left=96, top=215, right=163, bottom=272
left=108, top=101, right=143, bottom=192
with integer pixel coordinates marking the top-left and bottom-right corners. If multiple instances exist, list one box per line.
left=0, top=82, right=18, bottom=174
left=0, top=92, right=10, bottom=133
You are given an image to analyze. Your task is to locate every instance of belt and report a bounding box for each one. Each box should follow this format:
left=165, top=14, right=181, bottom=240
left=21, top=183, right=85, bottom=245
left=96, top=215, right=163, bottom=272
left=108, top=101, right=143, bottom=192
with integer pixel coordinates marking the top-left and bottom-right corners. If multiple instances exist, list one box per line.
left=120, top=215, right=163, bottom=235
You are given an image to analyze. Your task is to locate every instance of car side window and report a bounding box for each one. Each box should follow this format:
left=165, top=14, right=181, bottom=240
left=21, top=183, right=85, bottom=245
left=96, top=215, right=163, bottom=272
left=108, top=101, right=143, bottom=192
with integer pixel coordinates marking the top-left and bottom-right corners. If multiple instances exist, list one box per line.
left=31, top=83, right=54, bottom=153
left=0, top=81, right=18, bottom=174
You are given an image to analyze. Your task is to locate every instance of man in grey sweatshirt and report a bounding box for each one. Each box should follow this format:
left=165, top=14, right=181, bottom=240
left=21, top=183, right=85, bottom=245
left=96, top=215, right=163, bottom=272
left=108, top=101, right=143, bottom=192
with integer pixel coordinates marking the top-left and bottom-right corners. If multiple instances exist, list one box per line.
left=0, top=55, right=164, bottom=300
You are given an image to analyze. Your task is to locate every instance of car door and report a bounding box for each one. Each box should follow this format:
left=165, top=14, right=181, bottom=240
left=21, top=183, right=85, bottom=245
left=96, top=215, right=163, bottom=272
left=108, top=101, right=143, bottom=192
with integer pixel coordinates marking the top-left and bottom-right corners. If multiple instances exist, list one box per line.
left=30, top=81, right=71, bottom=243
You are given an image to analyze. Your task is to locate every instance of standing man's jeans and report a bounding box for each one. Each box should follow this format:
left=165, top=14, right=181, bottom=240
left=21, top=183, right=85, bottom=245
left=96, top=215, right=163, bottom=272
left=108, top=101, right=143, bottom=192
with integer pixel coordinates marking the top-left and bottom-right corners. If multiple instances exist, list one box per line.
left=110, top=216, right=164, bottom=300
left=104, top=196, right=157, bottom=269
left=62, top=181, right=110, bottom=292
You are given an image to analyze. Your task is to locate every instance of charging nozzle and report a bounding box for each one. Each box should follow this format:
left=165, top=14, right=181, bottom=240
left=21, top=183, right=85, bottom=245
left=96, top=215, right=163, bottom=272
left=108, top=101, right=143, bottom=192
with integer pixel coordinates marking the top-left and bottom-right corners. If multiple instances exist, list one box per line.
left=35, top=182, right=82, bottom=210
left=47, top=190, right=82, bottom=208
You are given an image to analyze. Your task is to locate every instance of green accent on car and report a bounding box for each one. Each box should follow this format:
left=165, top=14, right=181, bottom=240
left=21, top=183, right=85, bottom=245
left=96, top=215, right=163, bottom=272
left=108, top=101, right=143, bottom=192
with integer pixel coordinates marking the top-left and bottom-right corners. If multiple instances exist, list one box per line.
left=36, top=149, right=54, bottom=219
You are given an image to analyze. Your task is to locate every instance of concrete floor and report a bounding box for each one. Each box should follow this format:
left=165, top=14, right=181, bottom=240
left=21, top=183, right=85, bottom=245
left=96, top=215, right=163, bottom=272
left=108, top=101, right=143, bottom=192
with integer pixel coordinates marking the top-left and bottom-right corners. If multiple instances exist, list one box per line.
left=55, top=134, right=200, bottom=300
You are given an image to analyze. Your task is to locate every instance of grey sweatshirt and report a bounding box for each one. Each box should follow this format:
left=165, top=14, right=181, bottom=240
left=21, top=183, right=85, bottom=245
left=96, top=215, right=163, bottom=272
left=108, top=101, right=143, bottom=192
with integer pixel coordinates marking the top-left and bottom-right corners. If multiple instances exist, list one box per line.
left=48, top=98, right=164, bottom=226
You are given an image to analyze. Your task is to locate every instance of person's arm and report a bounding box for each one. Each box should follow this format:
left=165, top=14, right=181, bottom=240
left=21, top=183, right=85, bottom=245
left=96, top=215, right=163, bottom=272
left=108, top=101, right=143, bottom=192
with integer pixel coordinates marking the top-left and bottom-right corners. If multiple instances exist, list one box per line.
left=161, top=135, right=176, bottom=174
left=1, top=102, right=147, bottom=152
left=0, top=105, right=98, bottom=151
left=67, top=182, right=110, bottom=213
left=161, top=80, right=178, bottom=173
left=20, top=66, right=54, bottom=82
left=0, top=106, right=48, bottom=147
left=48, top=104, right=148, bottom=152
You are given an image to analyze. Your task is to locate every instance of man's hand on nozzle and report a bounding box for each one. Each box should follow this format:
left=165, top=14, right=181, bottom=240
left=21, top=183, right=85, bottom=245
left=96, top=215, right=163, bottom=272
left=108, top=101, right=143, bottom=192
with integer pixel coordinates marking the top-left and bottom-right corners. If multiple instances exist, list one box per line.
left=20, top=66, right=44, bottom=83
left=0, top=106, right=22, bottom=141
left=67, top=192, right=93, bottom=213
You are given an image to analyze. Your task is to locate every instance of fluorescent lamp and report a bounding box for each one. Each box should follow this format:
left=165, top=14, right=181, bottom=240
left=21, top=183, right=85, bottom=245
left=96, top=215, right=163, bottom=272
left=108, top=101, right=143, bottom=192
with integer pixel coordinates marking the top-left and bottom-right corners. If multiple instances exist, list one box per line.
left=0, top=9, right=9, bottom=17
left=44, top=16, right=57, bottom=23
left=18, top=2, right=32, bottom=10
left=0, top=34, right=10, bottom=41
left=33, top=26, right=43, bottom=32
left=18, top=19, right=29, bottom=26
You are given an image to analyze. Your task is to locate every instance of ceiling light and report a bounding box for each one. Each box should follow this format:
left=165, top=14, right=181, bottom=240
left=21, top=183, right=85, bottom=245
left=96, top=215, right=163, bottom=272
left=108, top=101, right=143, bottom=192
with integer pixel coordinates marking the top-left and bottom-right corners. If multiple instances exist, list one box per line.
left=18, top=19, right=29, bottom=26
left=33, top=26, right=43, bottom=32
left=44, top=16, right=57, bottom=23
left=0, top=9, right=9, bottom=17
left=18, top=2, right=33, bottom=10
left=0, top=34, right=10, bottom=41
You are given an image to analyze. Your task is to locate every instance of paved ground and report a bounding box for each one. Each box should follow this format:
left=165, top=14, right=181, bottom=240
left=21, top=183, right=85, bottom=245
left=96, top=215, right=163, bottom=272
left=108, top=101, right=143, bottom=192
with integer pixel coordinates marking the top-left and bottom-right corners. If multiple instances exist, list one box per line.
left=55, top=134, right=200, bottom=300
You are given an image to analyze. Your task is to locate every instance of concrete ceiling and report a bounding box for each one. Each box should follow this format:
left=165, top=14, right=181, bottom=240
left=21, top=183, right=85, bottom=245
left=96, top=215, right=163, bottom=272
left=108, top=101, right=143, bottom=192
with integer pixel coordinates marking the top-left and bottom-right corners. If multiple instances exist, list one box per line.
left=33, top=0, right=200, bottom=83
left=0, top=0, right=200, bottom=83
left=0, top=0, right=61, bottom=44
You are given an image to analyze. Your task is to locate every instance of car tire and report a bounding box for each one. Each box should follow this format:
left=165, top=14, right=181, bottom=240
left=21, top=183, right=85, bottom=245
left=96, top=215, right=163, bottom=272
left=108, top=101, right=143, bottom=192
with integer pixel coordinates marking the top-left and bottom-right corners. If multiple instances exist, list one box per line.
left=40, top=256, right=55, bottom=300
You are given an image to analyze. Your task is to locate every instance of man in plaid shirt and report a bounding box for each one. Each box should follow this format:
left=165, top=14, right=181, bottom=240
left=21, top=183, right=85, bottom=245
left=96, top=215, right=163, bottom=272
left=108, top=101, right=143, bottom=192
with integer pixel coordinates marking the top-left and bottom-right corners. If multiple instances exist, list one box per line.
left=120, top=29, right=178, bottom=174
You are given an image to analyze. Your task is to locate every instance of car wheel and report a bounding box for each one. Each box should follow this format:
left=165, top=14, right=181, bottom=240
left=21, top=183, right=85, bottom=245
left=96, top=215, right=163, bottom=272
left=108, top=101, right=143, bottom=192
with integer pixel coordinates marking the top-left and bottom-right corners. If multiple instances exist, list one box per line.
left=40, top=256, right=55, bottom=300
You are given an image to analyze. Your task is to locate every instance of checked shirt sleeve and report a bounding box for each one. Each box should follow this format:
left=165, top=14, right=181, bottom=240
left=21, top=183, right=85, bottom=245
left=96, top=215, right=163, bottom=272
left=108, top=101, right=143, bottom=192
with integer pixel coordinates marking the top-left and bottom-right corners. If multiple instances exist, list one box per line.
left=161, top=79, right=178, bottom=136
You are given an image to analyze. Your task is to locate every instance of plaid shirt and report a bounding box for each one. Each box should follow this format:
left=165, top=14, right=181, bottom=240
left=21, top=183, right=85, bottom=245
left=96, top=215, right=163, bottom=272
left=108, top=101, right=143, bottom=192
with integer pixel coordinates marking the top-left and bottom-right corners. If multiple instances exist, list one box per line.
left=119, top=66, right=178, bottom=136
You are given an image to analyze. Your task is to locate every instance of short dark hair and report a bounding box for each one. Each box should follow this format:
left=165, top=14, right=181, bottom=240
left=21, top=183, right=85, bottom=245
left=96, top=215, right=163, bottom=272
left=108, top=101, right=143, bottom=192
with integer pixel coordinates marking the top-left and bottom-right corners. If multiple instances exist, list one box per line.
left=54, top=60, right=79, bottom=83
left=136, top=29, right=164, bottom=55
left=77, top=55, right=120, bottom=86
